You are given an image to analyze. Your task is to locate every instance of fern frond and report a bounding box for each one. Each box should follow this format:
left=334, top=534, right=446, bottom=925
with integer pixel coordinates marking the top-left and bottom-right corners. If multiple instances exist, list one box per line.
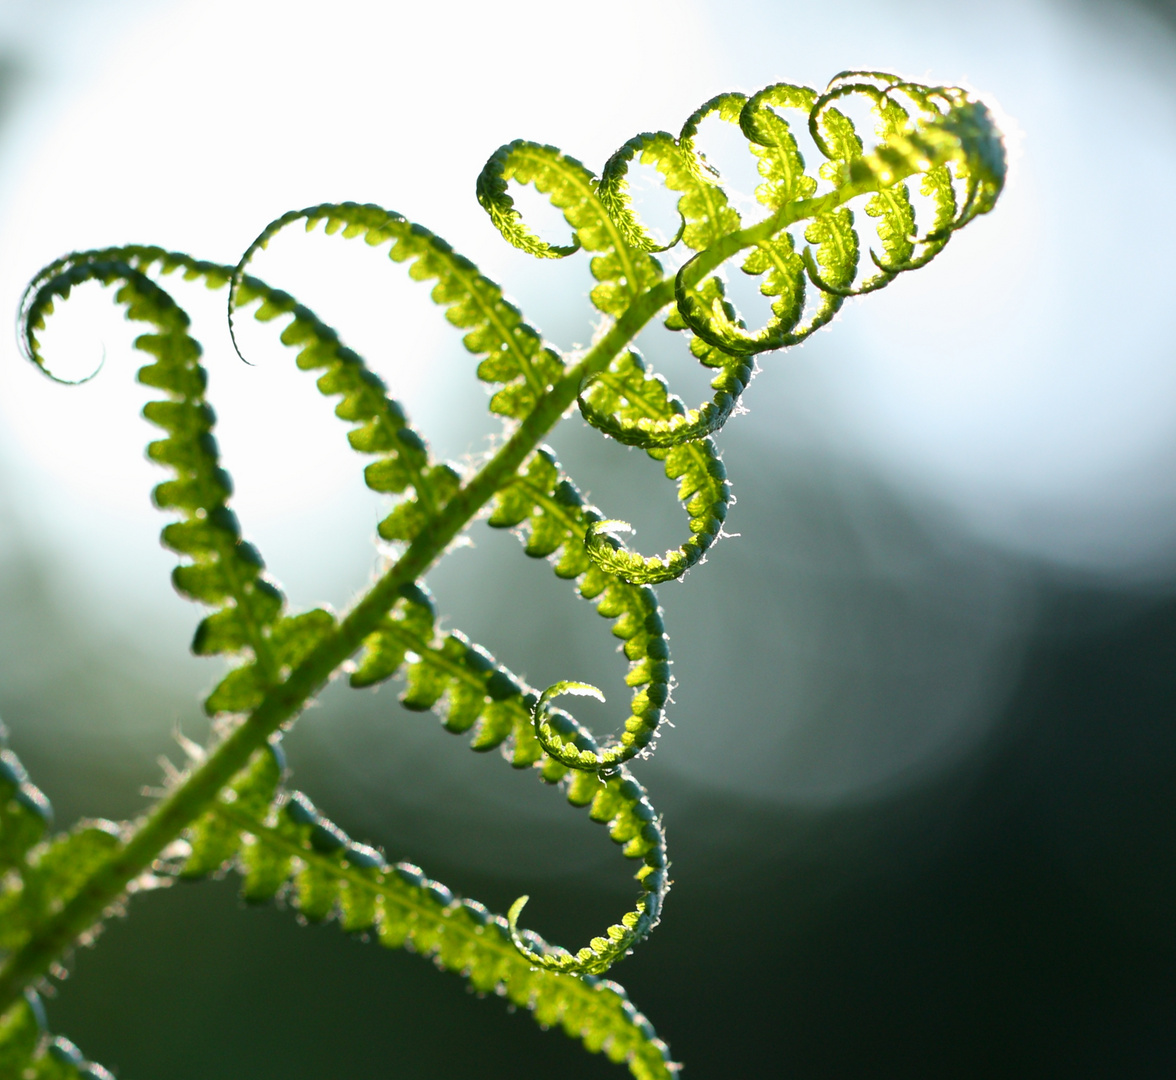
left=589, top=122, right=754, bottom=449
left=19, top=244, right=453, bottom=712
left=177, top=746, right=677, bottom=1079
left=230, top=270, right=461, bottom=542
left=671, top=75, right=1005, bottom=354
left=581, top=438, right=730, bottom=586
left=348, top=562, right=670, bottom=974
left=4, top=73, right=1006, bottom=1075
left=18, top=240, right=670, bottom=975
left=512, top=378, right=734, bottom=590
left=504, top=434, right=728, bottom=593
left=485, top=444, right=674, bottom=761
left=576, top=343, right=749, bottom=449
left=739, top=83, right=819, bottom=209
left=596, top=131, right=691, bottom=254
left=368, top=444, right=678, bottom=768
left=230, top=202, right=565, bottom=420
left=0, top=819, right=123, bottom=956
left=0, top=726, right=123, bottom=971
left=19, top=251, right=301, bottom=715
left=670, top=88, right=816, bottom=355
left=674, top=92, right=750, bottom=250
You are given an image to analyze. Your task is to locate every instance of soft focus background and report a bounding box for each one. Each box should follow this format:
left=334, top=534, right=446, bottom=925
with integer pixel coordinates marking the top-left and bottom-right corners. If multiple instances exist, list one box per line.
left=0, top=0, right=1174, bottom=1075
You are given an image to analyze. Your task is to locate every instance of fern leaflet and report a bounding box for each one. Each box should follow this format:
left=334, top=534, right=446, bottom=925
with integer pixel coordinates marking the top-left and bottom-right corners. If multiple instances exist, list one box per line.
left=178, top=744, right=677, bottom=1079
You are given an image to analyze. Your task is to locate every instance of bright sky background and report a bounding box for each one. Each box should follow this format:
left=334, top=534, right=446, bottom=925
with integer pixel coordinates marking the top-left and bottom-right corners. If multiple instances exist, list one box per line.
left=0, top=0, right=1174, bottom=805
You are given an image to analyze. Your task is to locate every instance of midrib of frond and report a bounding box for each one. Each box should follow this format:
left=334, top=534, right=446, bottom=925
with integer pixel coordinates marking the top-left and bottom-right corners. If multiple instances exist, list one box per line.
left=374, top=620, right=490, bottom=689
left=440, top=255, right=547, bottom=396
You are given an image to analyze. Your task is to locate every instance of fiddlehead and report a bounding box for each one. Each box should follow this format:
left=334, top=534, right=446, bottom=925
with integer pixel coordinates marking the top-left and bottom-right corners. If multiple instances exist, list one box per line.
left=349, top=569, right=670, bottom=975
left=229, top=201, right=566, bottom=421
left=4, top=70, right=1004, bottom=1077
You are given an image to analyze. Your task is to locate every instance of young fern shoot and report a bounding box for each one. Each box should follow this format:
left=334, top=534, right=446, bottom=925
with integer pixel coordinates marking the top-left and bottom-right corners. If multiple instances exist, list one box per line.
left=0, top=72, right=1004, bottom=1079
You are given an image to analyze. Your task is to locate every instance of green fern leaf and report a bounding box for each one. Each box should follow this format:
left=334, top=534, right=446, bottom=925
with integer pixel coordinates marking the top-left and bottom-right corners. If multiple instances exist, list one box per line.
left=588, top=122, right=756, bottom=449
left=740, top=83, right=820, bottom=209
left=0, top=747, right=53, bottom=876
left=0, top=734, right=118, bottom=1080
left=19, top=251, right=297, bottom=715
left=231, top=202, right=564, bottom=421
left=0, top=730, right=123, bottom=962
left=348, top=577, right=669, bottom=972
left=483, top=445, right=675, bottom=761
left=674, top=92, right=749, bottom=250
left=177, top=747, right=677, bottom=1079
left=0, top=821, right=122, bottom=955
left=577, top=329, right=752, bottom=450
left=672, top=74, right=1004, bottom=353
left=476, top=141, right=665, bottom=321
left=580, top=438, right=730, bottom=585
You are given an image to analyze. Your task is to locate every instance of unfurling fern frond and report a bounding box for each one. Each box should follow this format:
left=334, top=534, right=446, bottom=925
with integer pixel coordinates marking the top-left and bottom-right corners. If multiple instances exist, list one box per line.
left=477, top=140, right=665, bottom=322
left=230, top=202, right=566, bottom=421
left=3, top=71, right=1004, bottom=1078
left=349, top=562, right=670, bottom=975
left=178, top=745, right=677, bottom=1080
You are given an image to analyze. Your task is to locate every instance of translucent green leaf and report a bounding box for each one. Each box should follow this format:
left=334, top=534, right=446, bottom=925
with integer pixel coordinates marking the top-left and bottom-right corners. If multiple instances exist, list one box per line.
left=204, top=662, right=268, bottom=715
left=231, top=203, right=564, bottom=422
left=578, top=343, right=751, bottom=450
left=0, top=994, right=41, bottom=1073
left=180, top=743, right=283, bottom=879
left=178, top=764, right=677, bottom=1079
left=476, top=140, right=665, bottom=321
left=271, top=608, right=336, bottom=669
left=8, top=73, right=1006, bottom=1080
left=740, top=82, right=820, bottom=208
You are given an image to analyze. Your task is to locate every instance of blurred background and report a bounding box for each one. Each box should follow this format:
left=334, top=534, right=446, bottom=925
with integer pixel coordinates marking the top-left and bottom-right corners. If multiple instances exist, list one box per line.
left=0, top=0, right=1174, bottom=1075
